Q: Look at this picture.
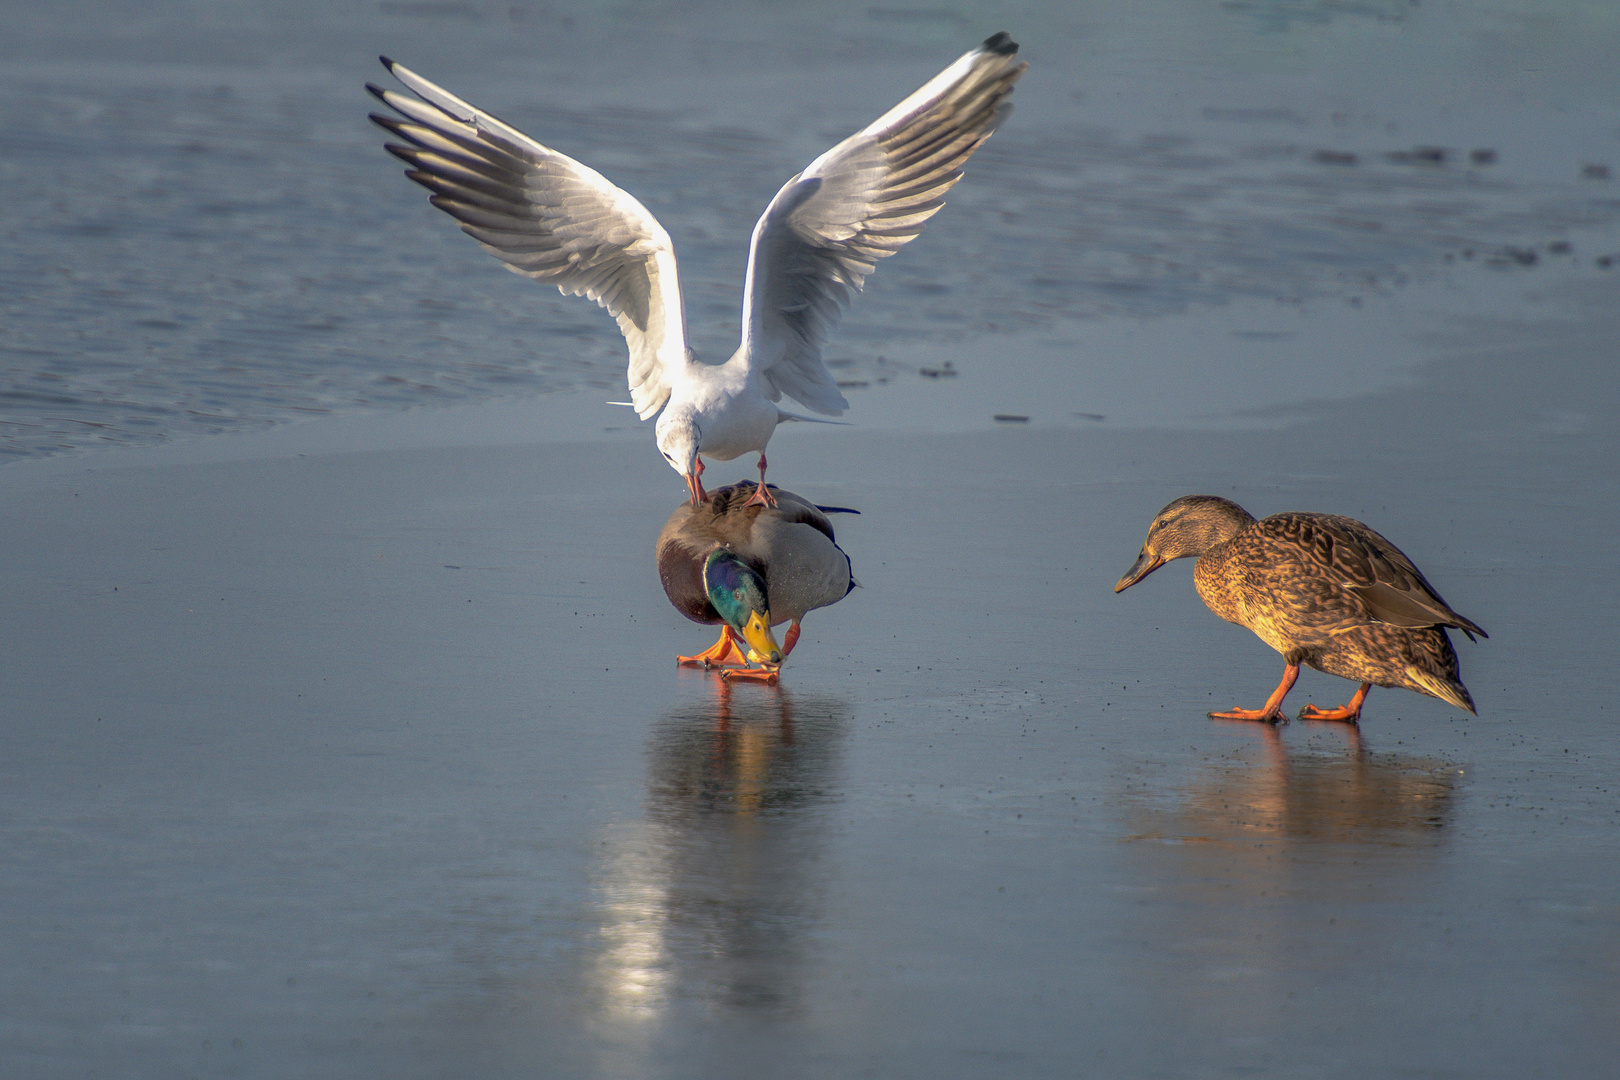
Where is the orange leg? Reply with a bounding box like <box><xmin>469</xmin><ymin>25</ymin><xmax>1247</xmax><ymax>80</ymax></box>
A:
<box><xmin>741</xmin><ymin>453</ymin><xmax>777</xmax><ymax>508</ymax></box>
<box><xmin>1298</xmin><ymin>682</ymin><xmax>1371</xmax><ymax>723</ymax></box>
<box><xmin>711</xmin><ymin>677</ymin><xmax>734</xmax><ymax>731</ymax></box>
<box><xmin>685</xmin><ymin>456</ymin><xmax>710</xmax><ymax>506</ymax></box>
<box><xmin>677</xmin><ymin>625</ymin><xmax>749</xmax><ymax>669</ymax></box>
<box><xmin>1209</xmin><ymin>663</ymin><xmax>1299</xmax><ymax>723</ymax></box>
<box><xmin>780</xmin><ymin>619</ymin><xmax>802</xmax><ymax>658</ymax></box>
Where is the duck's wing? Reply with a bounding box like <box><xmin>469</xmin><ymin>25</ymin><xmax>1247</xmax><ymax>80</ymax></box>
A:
<box><xmin>739</xmin><ymin>33</ymin><xmax>1026</xmax><ymax>414</ymax></box>
<box><xmin>749</xmin><ymin>494</ymin><xmax>856</xmax><ymax>618</ymax></box>
<box><xmin>368</xmin><ymin>58</ymin><xmax>688</xmax><ymax>420</ymax></box>
<box><xmin>1271</xmin><ymin>514</ymin><xmax>1488</xmax><ymax>639</ymax></box>
<box><xmin>765</xmin><ymin>488</ymin><xmax>843</xmax><ymax>543</ymax></box>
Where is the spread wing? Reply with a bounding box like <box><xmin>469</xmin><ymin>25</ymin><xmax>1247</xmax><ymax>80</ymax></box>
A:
<box><xmin>367</xmin><ymin>58</ymin><xmax>688</xmax><ymax>420</ymax></box>
<box><xmin>1271</xmin><ymin>514</ymin><xmax>1488</xmax><ymax>640</ymax></box>
<box><xmin>740</xmin><ymin>33</ymin><xmax>1027</xmax><ymax>414</ymax></box>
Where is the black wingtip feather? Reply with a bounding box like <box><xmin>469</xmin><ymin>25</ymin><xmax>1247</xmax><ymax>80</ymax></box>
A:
<box><xmin>814</xmin><ymin>505</ymin><xmax>861</xmax><ymax>515</ymax></box>
<box><xmin>981</xmin><ymin>31</ymin><xmax>1018</xmax><ymax>55</ymax></box>
<box><xmin>379</xmin><ymin>55</ymin><xmax>395</xmax><ymax>69</ymax></box>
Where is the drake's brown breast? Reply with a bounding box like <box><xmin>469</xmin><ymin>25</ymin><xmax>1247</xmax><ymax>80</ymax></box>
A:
<box><xmin>657</xmin><ymin>538</ymin><xmax>719</xmax><ymax>625</ymax></box>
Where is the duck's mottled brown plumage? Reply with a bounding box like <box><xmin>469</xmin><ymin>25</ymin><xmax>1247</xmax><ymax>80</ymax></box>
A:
<box><xmin>656</xmin><ymin>482</ymin><xmax>854</xmax><ymax>629</ymax></box>
<box><xmin>1117</xmin><ymin>495</ymin><xmax>1486</xmax><ymax>719</ymax></box>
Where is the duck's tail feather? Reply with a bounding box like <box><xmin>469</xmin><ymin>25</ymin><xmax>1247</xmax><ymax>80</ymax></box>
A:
<box><xmin>1406</xmin><ymin>666</ymin><xmax>1477</xmax><ymax>715</ymax></box>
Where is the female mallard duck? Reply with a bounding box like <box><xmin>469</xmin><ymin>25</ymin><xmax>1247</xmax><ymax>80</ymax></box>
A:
<box><xmin>657</xmin><ymin>482</ymin><xmax>856</xmax><ymax>683</ymax></box>
<box><xmin>1114</xmin><ymin>495</ymin><xmax>1486</xmax><ymax>723</ymax></box>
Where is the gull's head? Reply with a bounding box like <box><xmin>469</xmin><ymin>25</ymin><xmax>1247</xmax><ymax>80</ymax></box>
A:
<box><xmin>655</xmin><ymin>412</ymin><xmax>704</xmax><ymax>501</ymax></box>
<box><xmin>703</xmin><ymin>550</ymin><xmax>782</xmax><ymax>666</ymax></box>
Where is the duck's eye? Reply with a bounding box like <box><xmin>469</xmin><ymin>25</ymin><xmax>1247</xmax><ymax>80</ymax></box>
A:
<box><xmin>662</xmin><ymin>452</ymin><xmax>674</xmax><ymax>462</ymax></box>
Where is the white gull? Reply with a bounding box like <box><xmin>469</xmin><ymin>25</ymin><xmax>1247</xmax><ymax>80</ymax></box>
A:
<box><xmin>368</xmin><ymin>33</ymin><xmax>1026</xmax><ymax>505</ymax></box>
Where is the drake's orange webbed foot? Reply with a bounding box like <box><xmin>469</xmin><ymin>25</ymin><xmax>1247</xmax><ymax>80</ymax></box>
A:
<box><xmin>677</xmin><ymin>627</ymin><xmax>749</xmax><ymax>669</ymax></box>
<box><xmin>719</xmin><ymin>665</ymin><xmax>779</xmax><ymax>685</ymax></box>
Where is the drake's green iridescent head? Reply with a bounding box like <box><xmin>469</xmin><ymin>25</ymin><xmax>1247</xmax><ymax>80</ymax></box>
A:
<box><xmin>703</xmin><ymin>549</ymin><xmax>782</xmax><ymax>664</ymax></box>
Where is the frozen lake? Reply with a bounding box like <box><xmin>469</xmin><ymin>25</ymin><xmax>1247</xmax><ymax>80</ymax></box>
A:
<box><xmin>1</xmin><ymin>2</ymin><xmax>1617</xmax><ymax>1077</ymax></box>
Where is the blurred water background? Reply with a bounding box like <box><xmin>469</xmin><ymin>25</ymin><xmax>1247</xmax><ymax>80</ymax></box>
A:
<box><xmin>2</xmin><ymin>0</ymin><xmax>1617</xmax><ymax>458</ymax></box>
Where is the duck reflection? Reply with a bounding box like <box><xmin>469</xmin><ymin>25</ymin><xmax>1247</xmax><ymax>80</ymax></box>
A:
<box><xmin>1174</xmin><ymin>722</ymin><xmax>1457</xmax><ymax>846</ymax></box>
<box><xmin>589</xmin><ymin>680</ymin><xmax>850</xmax><ymax>1025</ymax></box>
<box><xmin>1123</xmin><ymin>719</ymin><xmax>1463</xmax><ymax>915</ymax></box>
<box><xmin>1116</xmin><ymin>723</ymin><xmax>1464</xmax><ymax>1044</ymax></box>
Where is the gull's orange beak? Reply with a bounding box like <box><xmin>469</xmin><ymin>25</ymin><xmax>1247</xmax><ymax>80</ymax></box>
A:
<box><xmin>686</xmin><ymin>472</ymin><xmax>710</xmax><ymax>505</ymax></box>
<box><xmin>685</xmin><ymin>457</ymin><xmax>709</xmax><ymax>505</ymax></box>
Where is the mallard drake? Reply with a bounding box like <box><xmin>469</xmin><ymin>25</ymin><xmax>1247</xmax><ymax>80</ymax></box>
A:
<box><xmin>368</xmin><ymin>36</ymin><xmax>1025</xmax><ymax>508</ymax></box>
<box><xmin>1114</xmin><ymin>495</ymin><xmax>1486</xmax><ymax>723</ymax></box>
<box><xmin>657</xmin><ymin>482</ymin><xmax>856</xmax><ymax>683</ymax></box>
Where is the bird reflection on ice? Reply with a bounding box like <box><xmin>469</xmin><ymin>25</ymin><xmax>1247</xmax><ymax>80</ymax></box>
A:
<box><xmin>1120</xmin><ymin>719</ymin><xmax>1462</xmax><ymax>908</ymax></box>
<box><xmin>1115</xmin><ymin>721</ymin><xmax>1466</xmax><ymax>1047</ymax></box>
<box><xmin>1171</xmin><ymin>721</ymin><xmax>1458</xmax><ymax>845</ymax></box>
<box><xmin>588</xmin><ymin>681</ymin><xmax>850</xmax><ymax>1027</ymax></box>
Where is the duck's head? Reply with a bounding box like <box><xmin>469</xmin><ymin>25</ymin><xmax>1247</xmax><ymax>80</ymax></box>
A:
<box><xmin>1114</xmin><ymin>495</ymin><xmax>1257</xmax><ymax>592</ymax></box>
<box><xmin>703</xmin><ymin>549</ymin><xmax>783</xmax><ymax>665</ymax></box>
<box><xmin>655</xmin><ymin>412</ymin><xmax>704</xmax><ymax>503</ymax></box>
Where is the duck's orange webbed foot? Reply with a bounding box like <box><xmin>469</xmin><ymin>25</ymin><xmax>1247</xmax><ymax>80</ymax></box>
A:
<box><xmin>677</xmin><ymin>627</ymin><xmax>749</xmax><ymax>669</ymax></box>
<box><xmin>1296</xmin><ymin>704</ymin><xmax>1360</xmax><ymax>722</ymax></box>
<box><xmin>1207</xmin><ymin>663</ymin><xmax>1300</xmax><ymax>725</ymax></box>
<box><xmin>1297</xmin><ymin>682</ymin><xmax>1370</xmax><ymax>724</ymax></box>
<box><xmin>719</xmin><ymin>665</ymin><xmax>779</xmax><ymax>685</ymax></box>
<box><xmin>1208</xmin><ymin>705</ymin><xmax>1287</xmax><ymax>723</ymax></box>
<box><xmin>718</xmin><ymin>618</ymin><xmax>799</xmax><ymax>684</ymax></box>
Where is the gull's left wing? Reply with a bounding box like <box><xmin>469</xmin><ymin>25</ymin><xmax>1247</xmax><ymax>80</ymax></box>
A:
<box><xmin>740</xmin><ymin>33</ymin><xmax>1026</xmax><ymax>414</ymax></box>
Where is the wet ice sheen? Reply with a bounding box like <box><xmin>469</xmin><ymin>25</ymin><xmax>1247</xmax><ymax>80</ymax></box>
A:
<box><xmin>1</xmin><ymin>2</ymin><xmax>1618</xmax><ymax>1078</ymax></box>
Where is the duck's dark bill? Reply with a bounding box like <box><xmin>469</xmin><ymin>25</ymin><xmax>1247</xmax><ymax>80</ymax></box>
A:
<box><xmin>1114</xmin><ymin>552</ymin><xmax>1165</xmax><ymax>593</ymax></box>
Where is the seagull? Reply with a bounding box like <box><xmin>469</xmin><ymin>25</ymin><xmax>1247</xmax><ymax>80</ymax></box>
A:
<box><xmin>368</xmin><ymin>34</ymin><xmax>1026</xmax><ymax>506</ymax></box>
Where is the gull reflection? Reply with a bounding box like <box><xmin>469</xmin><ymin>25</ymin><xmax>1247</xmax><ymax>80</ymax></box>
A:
<box><xmin>589</xmin><ymin>680</ymin><xmax>849</xmax><ymax>1028</ymax></box>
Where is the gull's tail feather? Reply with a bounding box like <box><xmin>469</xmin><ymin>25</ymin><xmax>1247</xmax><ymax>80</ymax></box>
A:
<box><xmin>776</xmin><ymin>409</ymin><xmax>853</xmax><ymax>426</ymax></box>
